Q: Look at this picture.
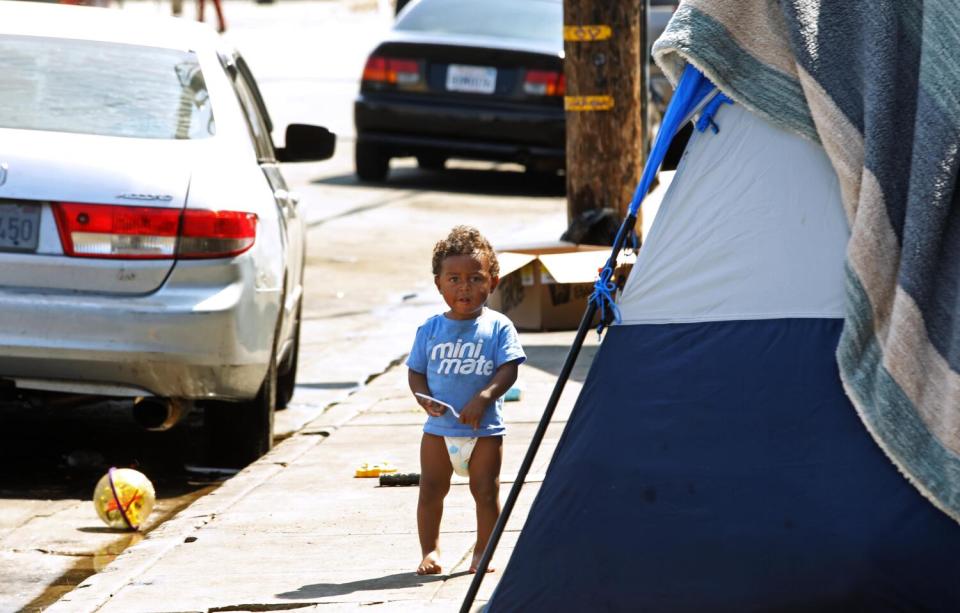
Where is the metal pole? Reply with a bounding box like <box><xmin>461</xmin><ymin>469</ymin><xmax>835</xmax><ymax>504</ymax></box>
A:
<box><xmin>458</xmin><ymin>301</ymin><xmax>597</xmax><ymax>612</ymax></box>
<box><xmin>460</xmin><ymin>214</ymin><xmax>639</xmax><ymax>612</ymax></box>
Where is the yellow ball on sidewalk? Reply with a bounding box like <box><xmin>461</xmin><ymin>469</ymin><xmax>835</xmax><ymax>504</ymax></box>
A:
<box><xmin>92</xmin><ymin>468</ymin><xmax>156</xmax><ymax>531</ymax></box>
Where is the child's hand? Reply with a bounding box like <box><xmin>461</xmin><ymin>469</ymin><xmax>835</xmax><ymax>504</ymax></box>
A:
<box><xmin>458</xmin><ymin>398</ymin><xmax>487</xmax><ymax>430</ymax></box>
<box><xmin>417</xmin><ymin>396</ymin><xmax>448</xmax><ymax>417</ymax></box>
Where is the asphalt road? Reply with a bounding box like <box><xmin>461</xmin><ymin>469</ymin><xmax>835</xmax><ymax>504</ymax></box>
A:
<box><xmin>0</xmin><ymin>1</ymin><xmax>569</xmax><ymax>611</ymax></box>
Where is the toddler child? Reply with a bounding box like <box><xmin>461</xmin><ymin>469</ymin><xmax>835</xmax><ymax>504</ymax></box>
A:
<box><xmin>406</xmin><ymin>225</ymin><xmax>525</xmax><ymax>575</ymax></box>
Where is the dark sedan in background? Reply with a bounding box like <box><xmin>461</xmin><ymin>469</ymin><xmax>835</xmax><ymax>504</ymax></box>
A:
<box><xmin>355</xmin><ymin>0</ymin><xmax>564</xmax><ymax>181</ymax></box>
<box><xmin>354</xmin><ymin>0</ymin><xmax>677</xmax><ymax>182</ymax></box>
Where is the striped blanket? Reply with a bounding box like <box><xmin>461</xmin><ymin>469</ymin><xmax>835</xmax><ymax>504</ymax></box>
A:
<box><xmin>653</xmin><ymin>1</ymin><xmax>960</xmax><ymax>522</ymax></box>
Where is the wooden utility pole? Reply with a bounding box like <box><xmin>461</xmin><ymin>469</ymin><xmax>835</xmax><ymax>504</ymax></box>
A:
<box><xmin>564</xmin><ymin>0</ymin><xmax>646</xmax><ymax>241</ymax></box>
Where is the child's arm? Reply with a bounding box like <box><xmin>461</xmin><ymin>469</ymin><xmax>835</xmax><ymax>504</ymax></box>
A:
<box><xmin>458</xmin><ymin>360</ymin><xmax>520</xmax><ymax>430</ymax></box>
<box><xmin>409</xmin><ymin>369</ymin><xmax>446</xmax><ymax>417</ymax></box>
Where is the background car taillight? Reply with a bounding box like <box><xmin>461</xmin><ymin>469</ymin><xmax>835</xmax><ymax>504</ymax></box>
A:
<box><xmin>53</xmin><ymin>203</ymin><xmax>257</xmax><ymax>259</ymax></box>
<box><xmin>361</xmin><ymin>55</ymin><xmax>422</xmax><ymax>88</ymax></box>
<box><xmin>523</xmin><ymin>70</ymin><xmax>565</xmax><ymax>96</ymax></box>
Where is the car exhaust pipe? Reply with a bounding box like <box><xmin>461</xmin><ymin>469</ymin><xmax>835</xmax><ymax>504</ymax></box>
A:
<box><xmin>132</xmin><ymin>397</ymin><xmax>190</xmax><ymax>431</ymax></box>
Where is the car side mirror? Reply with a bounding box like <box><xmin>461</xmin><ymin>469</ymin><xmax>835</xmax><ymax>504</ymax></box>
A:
<box><xmin>277</xmin><ymin>124</ymin><xmax>336</xmax><ymax>162</ymax></box>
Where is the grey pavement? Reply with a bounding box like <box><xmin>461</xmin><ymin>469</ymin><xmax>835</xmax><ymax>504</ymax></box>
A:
<box><xmin>48</xmin><ymin>331</ymin><xmax>599</xmax><ymax>612</ymax></box>
<box><xmin>26</xmin><ymin>2</ymin><xmax>664</xmax><ymax>610</ymax></box>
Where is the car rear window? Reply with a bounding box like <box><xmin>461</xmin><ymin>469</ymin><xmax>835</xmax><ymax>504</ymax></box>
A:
<box><xmin>0</xmin><ymin>35</ymin><xmax>215</xmax><ymax>139</ymax></box>
<box><xmin>396</xmin><ymin>0</ymin><xmax>561</xmax><ymax>45</ymax></box>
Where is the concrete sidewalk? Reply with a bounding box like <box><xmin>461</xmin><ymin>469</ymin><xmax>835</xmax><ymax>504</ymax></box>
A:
<box><xmin>49</xmin><ymin>331</ymin><xmax>598</xmax><ymax>612</ymax></box>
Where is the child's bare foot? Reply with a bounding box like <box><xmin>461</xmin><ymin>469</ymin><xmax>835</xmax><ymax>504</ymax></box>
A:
<box><xmin>417</xmin><ymin>551</ymin><xmax>442</xmax><ymax>575</ymax></box>
<box><xmin>469</xmin><ymin>552</ymin><xmax>496</xmax><ymax>574</ymax></box>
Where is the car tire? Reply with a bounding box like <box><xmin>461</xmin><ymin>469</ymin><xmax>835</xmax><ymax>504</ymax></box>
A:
<box><xmin>417</xmin><ymin>154</ymin><xmax>446</xmax><ymax>171</ymax></box>
<box><xmin>355</xmin><ymin>142</ymin><xmax>389</xmax><ymax>182</ymax></box>
<box><xmin>276</xmin><ymin>301</ymin><xmax>301</xmax><ymax>411</ymax></box>
<box><xmin>204</xmin><ymin>349</ymin><xmax>277</xmax><ymax>468</ymax></box>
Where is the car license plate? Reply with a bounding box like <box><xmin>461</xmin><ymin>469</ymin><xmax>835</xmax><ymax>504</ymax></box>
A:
<box><xmin>446</xmin><ymin>64</ymin><xmax>497</xmax><ymax>94</ymax></box>
<box><xmin>0</xmin><ymin>202</ymin><xmax>41</xmax><ymax>252</ymax></box>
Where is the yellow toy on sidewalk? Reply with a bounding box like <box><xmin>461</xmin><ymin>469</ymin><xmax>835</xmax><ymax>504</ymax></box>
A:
<box><xmin>92</xmin><ymin>467</ymin><xmax>156</xmax><ymax>531</ymax></box>
<box><xmin>354</xmin><ymin>461</ymin><xmax>398</xmax><ymax>478</ymax></box>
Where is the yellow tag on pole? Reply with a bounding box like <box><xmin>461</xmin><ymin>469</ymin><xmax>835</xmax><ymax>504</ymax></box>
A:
<box><xmin>564</xmin><ymin>25</ymin><xmax>613</xmax><ymax>42</ymax></box>
<box><xmin>564</xmin><ymin>95</ymin><xmax>615</xmax><ymax>112</ymax></box>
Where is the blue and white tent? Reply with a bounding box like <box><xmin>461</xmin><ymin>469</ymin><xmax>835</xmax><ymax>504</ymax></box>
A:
<box><xmin>484</xmin><ymin>67</ymin><xmax>960</xmax><ymax>611</ymax></box>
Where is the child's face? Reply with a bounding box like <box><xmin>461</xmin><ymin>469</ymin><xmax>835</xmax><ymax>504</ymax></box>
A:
<box><xmin>435</xmin><ymin>254</ymin><xmax>499</xmax><ymax>320</ymax></box>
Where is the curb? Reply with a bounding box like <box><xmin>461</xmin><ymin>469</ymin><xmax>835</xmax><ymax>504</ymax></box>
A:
<box><xmin>47</xmin><ymin>354</ymin><xmax>406</xmax><ymax>613</ymax></box>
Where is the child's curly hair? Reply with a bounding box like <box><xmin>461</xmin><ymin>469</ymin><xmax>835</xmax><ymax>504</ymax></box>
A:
<box><xmin>432</xmin><ymin>225</ymin><xmax>499</xmax><ymax>277</ymax></box>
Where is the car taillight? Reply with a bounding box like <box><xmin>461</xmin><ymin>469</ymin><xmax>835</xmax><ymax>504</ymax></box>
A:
<box><xmin>362</xmin><ymin>55</ymin><xmax>422</xmax><ymax>86</ymax></box>
<box><xmin>523</xmin><ymin>70</ymin><xmax>565</xmax><ymax>96</ymax></box>
<box><xmin>52</xmin><ymin>203</ymin><xmax>257</xmax><ymax>259</ymax></box>
<box><xmin>178</xmin><ymin>209</ymin><xmax>258</xmax><ymax>259</ymax></box>
<box><xmin>53</xmin><ymin>203</ymin><xmax>179</xmax><ymax>259</ymax></box>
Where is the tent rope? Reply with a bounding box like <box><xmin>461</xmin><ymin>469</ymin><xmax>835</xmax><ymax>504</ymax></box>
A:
<box><xmin>589</xmin><ymin>261</ymin><xmax>622</xmax><ymax>334</ymax></box>
<box><xmin>695</xmin><ymin>92</ymin><xmax>733</xmax><ymax>134</ymax></box>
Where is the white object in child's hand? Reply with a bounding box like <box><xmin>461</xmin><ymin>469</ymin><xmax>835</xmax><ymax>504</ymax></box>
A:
<box><xmin>415</xmin><ymin>393</ymin><xmax>460</xmax><ymax>418</ymax></box>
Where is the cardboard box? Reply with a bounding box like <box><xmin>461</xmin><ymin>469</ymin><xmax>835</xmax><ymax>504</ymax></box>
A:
<box><xmin>488</xmin><ymin>241</ymin><xmax>635</xmax><ymax>331</ymax></box>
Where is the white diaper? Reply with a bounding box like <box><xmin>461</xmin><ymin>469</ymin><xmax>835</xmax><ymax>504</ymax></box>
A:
<box><xmin>444</xmin><ymin>436</ymin><xmax>478</xmax><ymax>477</ymax></box>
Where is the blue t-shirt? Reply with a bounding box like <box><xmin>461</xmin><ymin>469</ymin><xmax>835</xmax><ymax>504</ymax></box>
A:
<box><xmin>406</xmin><ymin>308</ymin><xmax>525</xmax><ymax>437</ymax></box>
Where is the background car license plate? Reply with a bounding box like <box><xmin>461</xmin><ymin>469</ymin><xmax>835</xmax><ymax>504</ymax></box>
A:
<box><xmin>446</xmin><ymin>64</ymin><xmax>497</xmax><ymax>94</ymax></box>
<box><xmin>0</xmin><ymin>202</ymin><xmax>41</xmax><ymax>252</ymax></box>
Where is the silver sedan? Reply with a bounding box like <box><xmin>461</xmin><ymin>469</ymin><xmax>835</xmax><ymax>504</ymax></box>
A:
<box><xmin>0</xmin><ymin>1</ymin><xmax>335</xmax><ymax>466</ymax></box>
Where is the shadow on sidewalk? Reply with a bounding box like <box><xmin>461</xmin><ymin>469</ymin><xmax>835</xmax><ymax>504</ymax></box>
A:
<box><xmin>521</xmin><ymin>344</ymin><xmax>598</xmax><ymax>383</ymax></box>
<box><xmin>276</xmin><ymin>570</ymin><xmax>469</xmax><ymax>599</ymax></box>
<box><xmin>313</xmin><ymin>166</ymin><xmax>565</xmax><ymax>198</ymax></box>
